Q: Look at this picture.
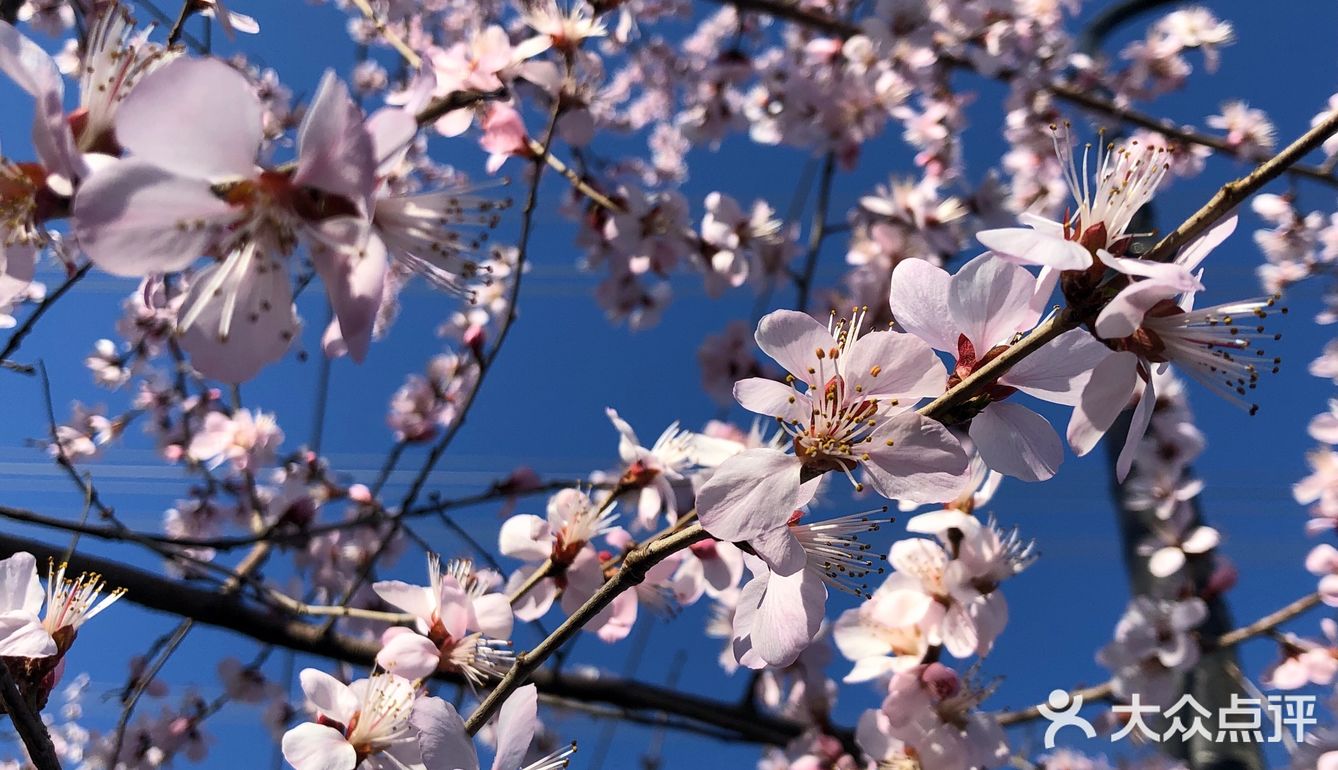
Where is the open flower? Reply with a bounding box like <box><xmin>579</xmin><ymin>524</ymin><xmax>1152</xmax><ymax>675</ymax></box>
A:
<box><xmin>498</xmin><ymin>488</ymin><xmax>615</xmax><ymax>622</ymax></box>
<box><xmin>698</xmin><ymin>308</ymin><xmax>967</xmax><ymax>539</ymax></box>
<box><xmin>0</xmin><ymin>552</ymin><xmax>124</xmax><ymax>659</ymax></box>
<box><xmin>605</xmin><ymin>407</ymin><xmax>738</xmax><ymax>529</ymax></box>
<box><xmin>73</xmin><ymin>57</ymin><xmax>381</xmax><ymax>381</ymax></box>
<box><xmin>728</xmin><ymin>508</ymin><xmax>890</xmax><ymax>668</ymax></box>
<box><xmin>283</xmin><ymin>670</ymin><xmax>458</xmax><ymax>770</ymax></box>
<box><xmin>1072</xmin><ymin>215</ymin><xmax>1283</xmax><ymax>479</ymax></box>
<box><xmin>372</xmin><ymin>555</ymin><xmax>513</xmax><ymax>682</ymax></box>
<box><xmin>977</xmin><ymin>130</ymin><xmax>1168</xmax><ymax>271</ymax></box>
<box><xmin>889</xmin><ymin>253</ymin><xmax>1112</xmax><ymax>481</ymax></box>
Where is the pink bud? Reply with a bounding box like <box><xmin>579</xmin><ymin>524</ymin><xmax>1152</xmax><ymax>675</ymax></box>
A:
<box><xmin>348</xmin><ymin>483</ymin><xmax>372</xmax><ymax>504</ymax></box>
<box><xmin>921</xmin><ymin>662</ymin><xmax>960</xmax><ymax>700</ymax></box>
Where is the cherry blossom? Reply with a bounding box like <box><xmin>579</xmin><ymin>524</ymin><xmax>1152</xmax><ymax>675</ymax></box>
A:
<box><xmin>73</xmin><ymin>57</ymin><xmax>380</xmax><ymax>381</ymax></box>
<box><xmin>888</xmin><ymin>253</ymin><xmax>1111</xmax><ymax>481</ymax></box>
<box><xmin>498</xmin><ymin>488</ymin><xmax>614</xmax><ymax>622</ymax></box>
<box><xmin>698</xmin><ymin>308</ymin><xmax>967</xmax><ymax>535</ymax></box>
<box><xmin>282</xmin><ymin>669</ymin><xmax>463</xmax><ymax>770</ymax></box>
<box><xmin>978</xmin><ymin>131</ymin><xmax>1167</xmax><ymax>272</ymax></box>
<box><xmin>372</xmin><ymin>555</ymin><xmax>513</xmax><ymax>682</ymax></box>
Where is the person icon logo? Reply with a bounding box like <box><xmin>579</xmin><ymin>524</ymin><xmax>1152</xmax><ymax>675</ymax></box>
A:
<box><xmin>1037</xmin><ymin>689</ymin><xmax>1096</xmax><ymax>748</ymax></box>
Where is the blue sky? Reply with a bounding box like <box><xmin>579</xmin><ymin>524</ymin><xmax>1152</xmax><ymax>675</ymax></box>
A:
<box><xmin>1</xmin><ymin>0</ymin><xmax>1337</xmax><ymax>767</ymax></box>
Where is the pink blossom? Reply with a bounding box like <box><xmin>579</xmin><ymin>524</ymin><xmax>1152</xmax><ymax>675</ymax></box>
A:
<box><xmin>605</xmin><ymin>407</ymin><xmax>738</xmax><ymax>529</ymax></box>
<box><xmin>889</xmin><ymin>253</ymin><xmax>1111</xmax><ymax>481</ymax></box>
<box><xmin>698</xmin><ymin>308</ymin><xmax>967</xmax><ymax>538</ymax></box>
<box><xmin>978</xmin><ymin>132</ymin><xmax>1167</xmax><ymax>271</ymax></box>
<box><xmin>281</xmin><ymin>669</ymin><xmax>470</xmax><ymax>770</ymax></box>
<box><xmin>1097</xmin><ymin>596</ymin><xmax>1207</xmax><ymax>706</ymax></box>
<box><xmin>498</xmin><ymin>488</ymin><xmax>614</xmax><ymax>622</ymax></box>
<box><xmin>372</xmin><ymin>555</ymin><xmax>513</xmax><ymax>682</ymax></box>
<box><xmin>187</xmin><ymin>408</ymin><xmax>283</xmax><ymax>472</ymax></box>
<box><xmin>0</xmin><ymin>552</ymin><xmax>124</xmax><ymax>662</ymax></box>
<box><xmin>881</xmin><ymin>664</ymin><xmax>1009</xmax><ymax>770</ymax></box>
<box><xmin>479</xmin><ymin>104</ymin><xmax>530</xmax><ymax>174</ymax></box>
<box><xmin>1262</xmin><ymin>620</ymin><xmax>1338</xmax><ymax>690</ymax></box>
<box><xmin>73</xmin><ymin>58</ymin><xmax>381</xmax><ymax>381</ymax></box>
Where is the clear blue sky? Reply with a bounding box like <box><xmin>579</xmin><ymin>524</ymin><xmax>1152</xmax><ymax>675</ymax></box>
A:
<box><xmin>0</xmin><ymin>0</ymin><xmax>1335</xmax><ymax>767</ymax></box>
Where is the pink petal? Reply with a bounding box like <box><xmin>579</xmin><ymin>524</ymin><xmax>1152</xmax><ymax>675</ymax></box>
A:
<box><xmin>1002</xmin><ymin>328</ymin><xmax>1112</xmax><ymax>406</ymax></box>
<box><xmin>73</xmin><ymin>159</ymin><xmax>236</xmax><ymax>276</ymax></box>
<box><xmin>1148</xmin><ymin>547</ymin><xmax>1186</xmax><ymax>578</ymax></box>
<box><xmin>1181</xmin><ymin>526</ymin><xmax>1220</xmax><ymax>554</ymax></box>
<box><xmin>491</xmin><ymin>685</ymin><xmax>537</xmax><ymax>770</ymax></box>
<box><xmin>0</xmin><ymin>612</ymin><xmax>55</xmax><ymax>658</ymax></box>
<box><xmin>697</xmin><ymin>449</ymin><xmax>802</xmax><ymax>543</ymax></box>
<box><xmin>887</xmin><ymin>258</ymin><xmax>956</xmax><ymax>352</ymax></box>
<box><xmin>0</xmin><ymin>22</ymin><xmax>81</xmax><ymax>187</ymax></box>
<box><xmin>116</xmin><ymin>57</ymin><xmax>261</xmax><ymax>179</ymax></box>
<box><xmin>308</xmin><ymin>221</ymin><xmax>385</xmax><ymax>363</ymax></box>
<box><xmin>862</xmin><ymin>412</ymin><xmax>968</xmax><ymax>504</ymax></box>
<box><xmin>1176</xmin><ymin>214</ymin><xmax>1237</xmax><ymax>272</ymax></box>
<box><xmin>1115</xmin><ymin>376</ymin><xmax>1157</xmax><ymax>481</ymax></box>
<box><xmin>749</xmin><ymin>524</ymin><xmax>806</xmax><ymax>576</ymax></box>
<box><xmin>412</xmin><ymin>697</ymin><xmax>477</xmax><ymax>770</ymax></box>
<box><xmin>843</xmin><ymin>330</ymin><xmax>946</xmax><ymax>402</ymax></box>
<box><xmin>1095</xmin><ymin>280</ymin><xmax>1180</xmax><ymax>339</ymax></box>
<box><xmin>375</xmin><ymin>631</ymin><xmax>440</xmax><ymax>679</ymax></box>
<box><xmin>507</xmin><ymin>567</ymin><xmax>555</xmax><ymax>622</ymax></box>
<box><xmin>949</xmin><ymin>253</ymin><xmax>1038</xmax><ymax>351</ymax></box>
<box><xmin>976</xmin><ymin>226</ymin><xmax>1093</xmax><ymax>271</ymax></box>
<box><xmin>753</xmin><ymin>309</ymin><xmax>833</xmax><ymax>382</ymax></box>
<box><xmin>1067</xmin><ymin>351</ymin><xmax>1139</xmax><ymax>456</ymax></box>
<box><xmin>471</xmin><ymin>593</ymin><xmax>513</xmax><ymax>640</ymax></box>
<box><xmin>733</xmin><ymin>377</ymin><xmax>808</xmax><ymax>422</ymax></box>
<box><xmin>746</xmin><ymin>566</ymin><xmax>827</xmax><ymax>667</ymax></box>
<box><xmin>281</xmin><ymin>723</ymin><xmax>356</xmax><ymax>770</ymax></box>
<box><xmin>177</xmin><ymin>250</ymin><xmax>300</xmax><ymax>383</ymax></box>
<box><xmin>366</xmin><ymin>107</ymin><xmax>418</xmax><ymax>174</ymax></box>
<box><xmin>297</xmin><ymin>668</ymin><xmax>358</xmax><ymax>722</ymax></box>
<box><xmin>295</xmin><ymin>71</ymin><xmax>376</xmax><ymax>209</ymax></box>
<box><xmin>969</xmin><ymin>402</ymin><xmax>1062</xmax><ymax>482</ymax></box>
<box><xmin>0</xmin><ymin>552</ymin><xmax>43</xmax><ymax>614</ymax></box>
<box><xmin>498</xmin><ymin>515</ymin><xmax>552</xmax><ymax>562</ymax></box>
<box><xmin>371</xmin><ymin>580</ymin><xmax>436</xmax><ymax>622</ymax></box>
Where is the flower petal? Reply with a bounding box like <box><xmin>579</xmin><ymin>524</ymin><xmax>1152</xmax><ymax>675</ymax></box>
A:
<box><xmin>697</xmin><ymin>449</ymin><xmax>801</xmax><ymax>543</ymax></box>
<box><xmin>491</xmin><ymin>685</ymin><xmax>537</xmax><ymax>770</ymax></box>
<box><xmin>842</xmin><ymin>330</ymin><xmax>946</xmax><ymax>403</ymax></box>
<box><xmin>116</xmin><ymin>57</ymin><xmax>262</xmax><ymax>179</ymax></box>
<box><xmin>887</xmin><ymin>258</ymin><xmax>955</xmax><ymax>352</ymax></box>
<box><xmin>281</xmin><ymin>723</ymin><xmax>356</xmax><ymax>770</ymax></box>
<box><xmin>862</xmin><ymin>413</ymin><xmax>968</xmax><ymax>504</ymax></box>
<box><xmin>1068</xmin><ymin>351</ymin><xmax>1139</xmax><ymax>456</ymax></box>
<box><xmin>177</xmin><ymin>248</ymin><xmax>300</xmax><ymax>383</ymax></box>
<box><xmin>1003</xmin><ymin>328</ymin><xmax>1112</xmax><ymax>406</ymax></box>
<box><xmin>733</xmin><ymin>377</ymin><xmax>808</xmax><ymax>422</ymax></box>
<box><xmin>295</xmin><ymin>71</ymin><xmax>376</xmax><ymax>209</ymax></box>
<box><xmin>976</xmin><ymin>226</ymin><xmax>1093</xmax><ymax>271</ymax></box>
<box><xmin>949</xmin><ymin>253</ymin><xmax>1038</xmax><ymax>351</ymax></box>
<box><xmin>969</xmin><ymin>402</ymin><xmax>1062</xmax><ymax>482</ymax></box>
<box><xmin>753</xmin><ymin>309</ymin><xmax>832</xmax><ymax>383</ymax></box>
<box><xmin>73</xmin><ymin>159</ymin><xmax>235</xmax><ymax>276</ymax></box>
<box><xmin>413</xmin><ymin>696</ymin><xmax>477</xmax><ymax>770</ymax></box>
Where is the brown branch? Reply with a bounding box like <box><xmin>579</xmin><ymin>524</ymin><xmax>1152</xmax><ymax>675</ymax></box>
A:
<box><xmin>0</xmin><ymin>659</ymin><xmax>61</xmax><ymax>770</ymax></box>
<box><xmin>464</xmin><ymin>524</ymin><xmax>713</xmax><ymax>733</ymax></box>
<box><xmin>1143</xmin><ymin>109</ymin><xmax>1338</xmax><ymax>263</ymax></box>
<box><xmin>0</xmin><ymin>531</ymin><xmax>813</xmax><ymax>749</ymax></box>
